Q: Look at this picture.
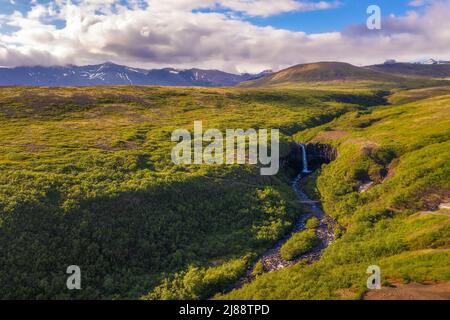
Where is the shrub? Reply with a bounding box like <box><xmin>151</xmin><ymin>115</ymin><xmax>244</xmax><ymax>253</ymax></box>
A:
<box><xmin>280</xmin><ymin>230</ymin><xmax>320</xmax><ymax>261</ymax></box>
<box><xmin>145</xmin><ymin>258</ymin><xmax>248</xmax><ymax>300</ymax></box>
<box><xmin>305</xmin><ymin>216</ymin><xmax>320</xmax><ymax>230</ymax></box>
<box><xmin>252</xmin><ymin>260</ymin><xmax>265</xmax><ymax>277</ymax></box>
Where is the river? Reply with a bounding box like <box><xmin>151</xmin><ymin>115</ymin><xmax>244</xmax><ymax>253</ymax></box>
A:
<box><xmin>228</xmin><ymin>172</ymin><xmax>335</xmax><ymax>291</ymax></box>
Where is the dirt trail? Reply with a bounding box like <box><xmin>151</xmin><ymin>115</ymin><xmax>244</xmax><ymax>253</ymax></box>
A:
<box><xmin>364</xmin><ymin>282</ymin><xmax>450</xmax><ymax>300</ymax></box>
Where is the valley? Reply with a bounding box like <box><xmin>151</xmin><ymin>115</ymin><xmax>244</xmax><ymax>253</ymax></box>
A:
<box><xmin>219</xmin><ymin>84</ymin><xmax>450</xmax><ymax>300</ymax></box>
<box><xmin>228</xmin><ymin>170</ymin><xmax>335</xmax><ymax>293</ymax></box>
<box><xmin>0</xmin><ymin>64</ymin><xmax>449</xmax><ymax>300</ymax></box>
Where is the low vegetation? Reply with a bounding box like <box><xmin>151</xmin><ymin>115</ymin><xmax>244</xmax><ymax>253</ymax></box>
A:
<box><xmin>305</xmin><ymin>217</ymin><xmax>320</xmax><ymax>230</ymax></box>
<box><xmin>0</xmin><ymin>82</ymin><xmax>448</xmax><ymax>300</ymax></box>
<box><xmin>252</xmin><ymin>260</ymin><xmax>265</xmax><ymax>277</ymax></box>
<box><xmin>240</xmin><ymin>62</ymin><xmax>449</xmax><ymax>89</ymax></box>
<box><xmin>280</xmin><ymin>230</ymin><xmax>319</xmax><ymax>261</ymax></box>
<box><xmin>0</xmin><ymin>85</ymin><xmax>386</xmax><ymax>299</ymax></box>
<box><xmin>220</xmin><ymin>86</ymin><xmax>450</xmax><ymax>300</ymax></box>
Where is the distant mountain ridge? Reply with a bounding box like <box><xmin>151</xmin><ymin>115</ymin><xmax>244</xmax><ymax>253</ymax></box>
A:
<box><xmin>240</xmin><ymin>61</ymin><xmax>450</xmax><ymax>87</ymax></box>
<box><xmin>410</xmin><ymin>58</ymin><xmax>450</xmax><ymax>65</ymax></box>
<box><xmin>0</xmin><ymin>62</ymin><xmax>272</xmax><ymax>87</ymax></box>
<box><xmin>3</xmin><ymin>60</ymin><xmax>450</xmax><ymax>88</ymax></box>
<box><xmin>368</xmin><ymin>62</ymin><xmax>450</xmax><ymax>78</ymax></box>
<box><xmin>239</xmin><ymin>62</ymin><xmax>405</xmax><ymax>87</ymax></box>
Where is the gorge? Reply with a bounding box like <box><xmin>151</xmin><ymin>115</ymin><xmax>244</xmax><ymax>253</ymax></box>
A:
<box><xmin>228</xmin><ymin>143</ymin><xmax>336</xmax><ymax>293</ymax></box>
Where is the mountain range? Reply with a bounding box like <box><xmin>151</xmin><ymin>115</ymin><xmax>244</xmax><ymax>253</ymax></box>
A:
<box><xmin>0</xmin><ymin>62</ymin><xmax>272</xmax><ymax>87</ymax></box>
<box><xmin>241</xmin><ymin>61</ymin><xmax>450</xmax><ymax>87</ymax></box>
<box><xmin>410</xmin><ymin>58</ymin><xmax>450</xmax><ymax>65</ymax></box>
<box><xmin>1</xmin><ymin>60</ymin><xmax>450</xmax><ymax>87</ymax></box>
<box><xmin>368</xmin><ymin>62</ymin><xmax>450</xmax><ymax>78</ymax></box>
<box><xmin>240</xmin><ymin>62</ymin><xmax>403</xmax><ymax>87</ymax></box>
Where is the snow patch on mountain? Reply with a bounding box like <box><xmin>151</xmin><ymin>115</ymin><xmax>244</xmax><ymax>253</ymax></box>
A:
<box><xmin>0</xmin><ymin>62</ymin><xmax>273</xmax><ymax>87</ymax></box>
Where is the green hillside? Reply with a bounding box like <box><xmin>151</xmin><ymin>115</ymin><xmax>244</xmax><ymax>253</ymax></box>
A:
<box><xmin>240</xmin><ymin>62</ymin><xmax>406</xmax><ymax>87</ymax></box>
<box><xmin>0</xmin><ymin>82</ymin><xmax>448</xmax><ymax>300</ymax></box>
<box><xmin>240</xmin><ymin>62</ymin><xmax>450</xmax><ymax>90</ymax></box>
<box><xmin>0</xmin><ymin>85</ymin><xmax>386</xmax><ymax>299</ymax></box>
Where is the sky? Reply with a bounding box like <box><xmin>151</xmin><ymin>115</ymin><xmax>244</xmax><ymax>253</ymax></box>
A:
<box><xmin>0</xmin><ymin>0</ymin><xmax>449</xmax><ymax>72</ymax></box>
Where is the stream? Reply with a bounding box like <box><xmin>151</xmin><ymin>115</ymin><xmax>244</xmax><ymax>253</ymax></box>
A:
<box><xmin>261</xmin><ymin>173</ymin><xmax>335</xmax><ymax>271</ymax></box>
<box><xmin>228</xmin><ymin>171</ymin><xmax>335</xmax><ymax>291</ymax></box>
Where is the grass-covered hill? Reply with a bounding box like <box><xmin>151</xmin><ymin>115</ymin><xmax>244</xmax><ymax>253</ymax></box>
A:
<box><xmin>220</xmin><ymin>86</ymin><xmax>450</xmax><ymax>300</ymax></box>
<box><xmin>0</xmin><ymin>85</ymin><xmax>387</xmax><ymax>299</ymax></box>
<box><xmin>240</xmin><ymin>62</ymin><xmax>407</xmax><ymax>87</ymax></box>
<box><xmin>0</xmin><ymin>82</ymin><xmax>448</xmax><ymax>300</ymax></box>
<box><xmin>240</xmin><ymin>62</ymin><xmax>450</xmax><ymax>89</ymax></box>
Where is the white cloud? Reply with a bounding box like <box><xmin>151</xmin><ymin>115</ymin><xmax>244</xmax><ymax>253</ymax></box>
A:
<box><xmin>0</xmin><ymin>0</ymin><xmax>449</xmax><ymax>73</ymax></box>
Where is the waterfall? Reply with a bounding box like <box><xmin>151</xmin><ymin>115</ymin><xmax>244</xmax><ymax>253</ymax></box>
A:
<box><xmin>300</xmin><ymin>144</ymin><xmax>311</xmax><ymax>173</ymax></box>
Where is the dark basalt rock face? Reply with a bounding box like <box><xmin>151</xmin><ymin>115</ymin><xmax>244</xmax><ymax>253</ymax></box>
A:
<box><xmin>285</xmin><ymin>143</ymin><xmax>303</xmax><ymax>172</ymax></box>
<box><xmin>305</xmin><ymin>143</ymin><xmax>337</xmax><ymax>169</ymax></box>
<box><xmin>286</xmin><ymin>142</ymin><xmax>337</xmax><ymax>172</ymax></box>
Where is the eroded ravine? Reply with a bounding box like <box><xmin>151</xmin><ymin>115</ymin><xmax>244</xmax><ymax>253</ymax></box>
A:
<box><xmin>228</xmin><ymin>171</ymin><xmax>336</xmax><ymax>292</ymax></box>
<box><xmin>260</xmin><ymin>173</ymin><xmax>335</xmax><ymax>271</ymax></box>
